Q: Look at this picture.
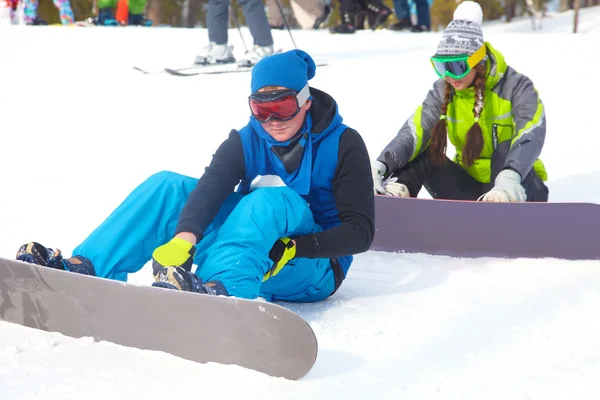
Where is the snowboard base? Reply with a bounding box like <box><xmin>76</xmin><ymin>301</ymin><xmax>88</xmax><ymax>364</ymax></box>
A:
<box><xmin>0</xmin><ymin>258</ymin><xmax>318</xmax><ymax>380</ymax></box>
<box><xmin>371</xmin><ymin>196</ymin><xmax>600</xmax><ymax>260</ymax></box>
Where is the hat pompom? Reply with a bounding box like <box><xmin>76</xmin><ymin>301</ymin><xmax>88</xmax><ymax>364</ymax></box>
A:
<box><xmin>453</xmin><ymin>1</ymin><xmax>483</xmax><ymax>25</ymax></box>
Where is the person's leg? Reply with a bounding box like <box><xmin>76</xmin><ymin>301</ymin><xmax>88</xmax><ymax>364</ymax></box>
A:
<box><xmin>22</xmin><ymin>0</ymin><xmax>37</xmax><ymax>24</ymax></box>
<box><xmin>390</xmin><ymin>148</ymin><xmax>484</xmax><ymax>200</ymax></box>
<box><xmin>127</xmin><ymin>0</ymin><xmax>151</xmax><ymax>25</ymax></box>
<box><xmin>411</xmin><ymin>0</ymin><xmax>430</xmax><ymax>31</ymax></box>
<box><xmin>488</xmin><ymin>141</ymin><xmax>549</xmax><ymax>202</ymax></box>
<box><xmin>392</xmin><ymin>0</ymin><xmax>409</xmax><ymax>19</ymax></box>
<box><xmin>260</xmin><ymin>257</ymin><xmax>340</xmax><ymax>303</ymax></box>
<box><xmin>97</xmin><ymin>0</ymin><xmax>117</xmax><ymax>25</ymax></box>
<box><xmin>237</xmin><ymin>0</ymin><xmax>274</xmax><ymax>47</ymax></box>
<box><xmin>71</xmin><ymin>171</ymin><xmax>200</xmax><ymax>281</ymax></box>
<box><xmin>207</xmin><ymin>0</ymin><xmax>230</xmax><ymax>45</ymax></box>
<box><xmin>51</xmin><ymin>0</ymin><xmax>74</xmax><ymax>24</ymax></box>
<box><xmin>264</xmin><ymin>0</ymin><xmax>284</xmax><ymax>28</ymax></box>
<box><xmin>196</xmin><ymin>187</ymin><xmax>331</xmax><ymax>300</ymax></box>
<box><xmin>330</xmin><ymin>0</ymin><xmax>358</xmax><ymax>33</ymax></box>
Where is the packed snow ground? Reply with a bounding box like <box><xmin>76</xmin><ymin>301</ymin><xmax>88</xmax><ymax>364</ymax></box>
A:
<box><xmin>1</xmin><ymin>6</ymin><xmax>600</xmax><ymax>399</ymax></box>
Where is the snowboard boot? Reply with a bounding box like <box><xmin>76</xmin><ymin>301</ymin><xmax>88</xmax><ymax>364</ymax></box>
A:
<box><xmin>97</xmin><ymin>7</ymin><xmax>118</xmax><ymax>26</ymax></box>
<box><xmin>16</xmin><ymin>242</ymin><xmax>97</xmax><ymax>276</ymax></box>
<box><xmin>365</xmin><ymin>0</ymin><xmax>391</xmax><ymax>30</ymax></box>
<box><xmin>329</xmin><ymin>12</ymin><xmax>356</xmax><ymax>34</ymax></box>
<box><xmin>153</xmin><ymin>266</ymin><xmax>229</xmax><ymax>296</ymax></box>
<box><xmin>237</xmin><ymin>44</ymin><xmax>275</xmax><ymax>68</ymax></box>
<box><xmin>388</xmin><ymin>18</ymin><xmax>413</xmax><ymax>31</ymax></box>
<box><xmin>194</xmin><ymin>42</ymin><xmax>236</xmax><ymax>65</ymax></box>
<box><xmin>410</xmin><ymin>24</ymin><xmax>431</xmax><ymax>32</ymax></box>
<box><xmin>26</xmin><ymin>16</ymin><xmax>48</xmax><ymax>25</ymax></box>
<box><xmin>128</xmin><ymin>13</ymin><xmax>152</xmax><ymax>26</ymax></box>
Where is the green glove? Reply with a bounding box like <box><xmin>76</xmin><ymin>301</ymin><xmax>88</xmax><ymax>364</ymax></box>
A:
<box><xmin>152</xmin><ymin>237</ymin><xmax>196</xmax><ymax>275</ymax></box>
<box><xmin>263</xmin><ymin>238</ymin><xmax>296</xmax><ymax>282</ymax></box>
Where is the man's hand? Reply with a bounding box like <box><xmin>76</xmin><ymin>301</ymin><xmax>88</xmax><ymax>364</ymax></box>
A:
<box><xmin>263</xmin><ymin>238</ymin><xmax>296</xmax><ymax>281</ymax></box>
<box><xmin>152</xmin><ymin>236</ymin><xmax>196</xmax><ymax>276</ymax></box>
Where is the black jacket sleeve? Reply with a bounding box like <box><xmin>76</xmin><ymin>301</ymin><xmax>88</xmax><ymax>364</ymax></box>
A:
<box><xmin>294</xmin><ymin>129</ymin><xmax>375</xmax><ymax>258</ymax></box>
<box><xmin>175</xmin><ymin>130</ymin><xmax>245</xmax><ymax>242</ymax></box>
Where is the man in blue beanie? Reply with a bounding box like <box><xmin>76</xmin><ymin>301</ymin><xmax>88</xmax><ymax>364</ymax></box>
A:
<box><xmin>16</xmin><ymin>49</ymin><xmax>375</xmax><ymax>303</ymax></box>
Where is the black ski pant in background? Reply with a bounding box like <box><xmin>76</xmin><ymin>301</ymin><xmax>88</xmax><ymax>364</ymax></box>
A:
<box><xmin>207</xmin><ymin>0</ymin><xmax>274</xmax><ymax>46</ymax></box>
<box><xmin>390</xmin><ymin>141</ymin><xmax>549</xmax><ymax>202</ymax></box>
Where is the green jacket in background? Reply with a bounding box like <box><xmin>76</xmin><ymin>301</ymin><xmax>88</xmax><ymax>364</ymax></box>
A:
<box><xmin>378</xmin><ymin>42</ymin><xmax>547</xmax><ymax>184</ymax></box>
<box><xmin>98</xmin><ymin>0</ymin><xmax>147</xmax><ymax>15</ymax></box>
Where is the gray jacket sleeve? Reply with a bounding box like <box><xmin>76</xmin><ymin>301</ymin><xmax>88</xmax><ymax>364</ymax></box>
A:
<box><xmin>502</xmin><ymin>68</ymin><xmax>546</xmax><ymax>179</ymax></box>
<box><xmin>376</xmin><ymin>79</ymin><xmax>445</xmax><ymax>175</ymax></box>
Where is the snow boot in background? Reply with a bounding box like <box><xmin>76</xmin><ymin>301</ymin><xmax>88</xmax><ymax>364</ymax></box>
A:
<box><xmin>237</xmin><ymin>44</ymin><xmax>275</xmax><ymax>68</ymax></box>
<box><xmin>388</xmin><ymin>17</ymin><xmax>413</xmax><ymax>30</ymax></box>
<box><xmin>330</xmin><ymin>11</ymin><xmax>356</xmax><ymax>34</ymax></box>
<box><xmin>365</xmin><ymin>0</ymin><xmax>391</xmax><ymax>30</ymax></box>
<box><xmin>96</xmin><ymin>7</ymin><xmax>119</xmax><ymax>26</ymax></box>
<box><xmin>128</xmin><ymin>13</ymin><xmax>152</xmax><ymax>26</ymax></box>
<box><xmin>16</xmin><ymin>242</ymin><xmax>97</xmax><ymax>276</ymax></box>
<box><xmin>153</xmin><ymin>266</ymin><xmax>229</xmax><ymax>296</ymax></box>
<box><xmin>26</xmin><ymin>16</ymin><xmax>47</xmax><ymax>25</ymax></box>
<box><xmin>194</xmin><ymin>42</ymin><xmax>236</xmax><ymax>65</ymax></box>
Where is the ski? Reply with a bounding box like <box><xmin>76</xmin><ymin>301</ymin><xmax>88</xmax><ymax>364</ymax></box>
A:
<box><xmin>164</xmin><ymin>65</ymin><xmax>253</xmax><ymax>76</ymax></box>
<box><xmin>133</xmin><ymin>61</ymin><xmax>329</xmax><ymax>77</ymax></box>
<box><xmin>163</xmin><ymin>62</ymin><xmax>329</xmax><ymax>77</ymax></box>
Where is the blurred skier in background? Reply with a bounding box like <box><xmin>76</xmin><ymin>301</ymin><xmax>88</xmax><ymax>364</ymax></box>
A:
<box><xmin>22</xmin><ymin>0</ymin><xmax>73</xmax><ymax>25</ymax></box>
<box><xmin>95</xmin><ymin>0</ymin><xmax>152</xmax><ymax>26</ymax></box>
<box><xmin>194</xmin><ymin>0</ymin><xmax>275</xmax><ymax>67</ymax></box>
<box><xmin>330</xmin><ymin>0</ymin><xmax>391</xmax><ymax>33</ymax></box>
<box><xmin>0</xmin><ymin>0</ymin><xmax>20</xmax><ymax>24</ymax></box>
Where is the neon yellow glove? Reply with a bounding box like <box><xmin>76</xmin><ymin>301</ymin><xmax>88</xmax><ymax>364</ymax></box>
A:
<box><xmin>263</xmin><ymin>238</ymin><xmax>296</xmax><ymax>282</ymax></box>
<box><xmin>152</xmin><ymin>237</ymin><xmax>196</xmax><ymax>276</ymax></box>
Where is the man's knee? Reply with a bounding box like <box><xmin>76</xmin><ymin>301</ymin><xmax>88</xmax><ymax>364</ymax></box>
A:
<box><xmin>141</xmin><ymin>171</ymin><xmax>197</xmax><ymax>193</ymax></box>
<box><xmin>245</xmin><ymin>187</ymin><xmax>302</xmax><ymax>206</ymax></box>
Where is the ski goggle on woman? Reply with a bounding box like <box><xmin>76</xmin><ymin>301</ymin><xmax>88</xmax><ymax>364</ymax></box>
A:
<box><xmin>248</xmin><ymin>84</ymin><xmax>311</xmax><ymax>123</ymax></box>
<box><xmin>430</xmin><ymin>45</ymin><xmax>486</xmax><ymax>80</ymax></box>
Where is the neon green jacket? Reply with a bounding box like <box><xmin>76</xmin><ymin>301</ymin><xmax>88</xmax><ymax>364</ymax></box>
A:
<box><xmin>377</xmin><ymin>42</ymin><xmax>547</xmax><ymax>184</ymax></box>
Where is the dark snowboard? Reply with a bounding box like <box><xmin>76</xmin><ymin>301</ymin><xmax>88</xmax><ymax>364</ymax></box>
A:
<box><xmin>0</xmin><ymin>257</ymin><xmax>318</xmax><ymax>380</ymax></box>
<box><xmin>371</xmin><ymin>195</ymin><xmax>600</xmax><ymax>260</ymax></box>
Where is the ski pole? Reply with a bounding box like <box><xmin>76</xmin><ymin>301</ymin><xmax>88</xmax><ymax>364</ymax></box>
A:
<box><xmin>273</xmin><ymin>0</ymin><xmax>297</xmax><ymax>48</ymax></box>
<box><xmin>230</xmin><ymin>3</ymin><xmax>249</xmax><ymax>52</ymax></box>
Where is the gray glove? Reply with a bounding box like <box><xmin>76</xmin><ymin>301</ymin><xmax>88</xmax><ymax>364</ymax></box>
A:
<box><xmin>481</xmin><ymin>169</ymin><xmax>526</xmax><ymax>202</ymax></box>
<box><xmin>371</xmin><ymin>161</ymin><xmax>410</xmax><ymax>197</ymax></box>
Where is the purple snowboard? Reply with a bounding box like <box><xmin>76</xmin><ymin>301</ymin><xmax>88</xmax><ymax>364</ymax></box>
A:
<box><xmin>371</xmin><ymin>195</ymin><xmax>600</xmax><ymax>260</ymax></box>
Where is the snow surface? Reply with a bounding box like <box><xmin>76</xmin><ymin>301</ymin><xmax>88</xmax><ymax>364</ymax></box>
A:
<box><xmin>1</xmin><ymin>6</ymin><xmax>600</xmax><ymax>399</ymax></box>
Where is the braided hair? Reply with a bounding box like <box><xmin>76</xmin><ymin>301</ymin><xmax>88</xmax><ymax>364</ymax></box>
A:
<box><xmin>429</xmin><ymin>63</ymin><xmax>486</xmax><ymax>167</ymax></box>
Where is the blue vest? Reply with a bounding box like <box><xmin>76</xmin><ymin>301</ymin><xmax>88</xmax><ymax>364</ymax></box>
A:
<box><xmin>237</xmin><ymin>111</ymin><xmax>352</xmax><ymax>272</ymax></box>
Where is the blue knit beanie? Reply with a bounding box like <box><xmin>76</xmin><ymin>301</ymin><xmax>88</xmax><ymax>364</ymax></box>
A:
<box><xmin>250</xmin><ymin>49</ymin><xmax>316</xmax><ymax>94</ymax></box>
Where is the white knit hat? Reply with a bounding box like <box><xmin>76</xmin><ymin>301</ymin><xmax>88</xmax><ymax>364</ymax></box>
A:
<box><xmin>435</xmin><ymin>1</ymin><xmax>485</xmax><ymax>56</ymax></box>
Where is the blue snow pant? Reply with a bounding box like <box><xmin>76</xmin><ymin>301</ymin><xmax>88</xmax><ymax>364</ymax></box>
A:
<box><xmin>392</xmin><ymin>0</ymin><xmax>430</xmax><ymax>28</ymax></box>
<box><xmin>392</xmin><ymin>0</ymin><xmax>410</xmax><ymax>20</ymax></box>
<box><xmin>71</xmin><ymin>171</ymin><xmax>338</xmax><ymax>302</ymax></box>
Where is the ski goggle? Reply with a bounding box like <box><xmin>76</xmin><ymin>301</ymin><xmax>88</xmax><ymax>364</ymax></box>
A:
<box><xmin>430</xmin><ymin>45</ymin><xmax>486</xmax><ymax>80</ymax></box>
<box><xmin>248</xmin><ymin>84</ymin><xmax>311</xmax><ymax>123</ymax></box>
